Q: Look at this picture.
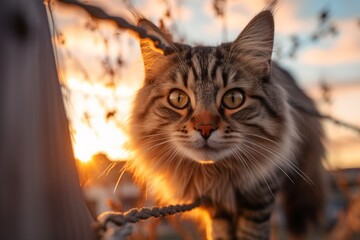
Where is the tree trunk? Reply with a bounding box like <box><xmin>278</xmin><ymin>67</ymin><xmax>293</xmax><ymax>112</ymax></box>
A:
<box><xmin>0</xmin><ymin>1</ymin><xmax>96</xmax><ymax>239</ymax></box>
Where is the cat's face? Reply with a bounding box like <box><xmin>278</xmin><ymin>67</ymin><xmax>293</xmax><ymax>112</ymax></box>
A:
<box><xmin>131</xmin><ymin>11</ymin><xmax>290</xmax><ymax>165</ymax></box>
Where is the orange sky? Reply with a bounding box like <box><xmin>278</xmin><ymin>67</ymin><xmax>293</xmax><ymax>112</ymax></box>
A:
<box><xmin>307</xmin><ymin>83</ymin><xmax>360</xmax><ymax>169</ymax></box>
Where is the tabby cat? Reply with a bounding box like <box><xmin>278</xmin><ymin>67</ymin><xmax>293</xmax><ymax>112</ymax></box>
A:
<box><xmin>128</xmin><ymin>9</ymin><xmax>327</xmax><ymax>240</ymax></box>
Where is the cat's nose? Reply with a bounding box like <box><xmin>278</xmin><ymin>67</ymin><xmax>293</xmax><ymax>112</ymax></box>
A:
<box><xmin>191</xmin><ymin>110</ymin><xmax>219</xmax><ymax>140</ymax></box>
<box><xmin>195</xmin><ymin>124</ymin><xmax>217</xmax><ymax>140</ymax></box>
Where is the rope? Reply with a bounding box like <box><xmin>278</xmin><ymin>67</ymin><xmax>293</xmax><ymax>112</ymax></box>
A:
<box><xmin>95</xmin><ymin>198</ymin><xmax>203</xmax><ymax>238</ymax></box>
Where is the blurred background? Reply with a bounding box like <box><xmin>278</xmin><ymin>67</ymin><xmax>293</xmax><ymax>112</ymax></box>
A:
<box><xmin>49</xmin><ymin>0</ymin><xmax>360</xmax><ymax>239</ymax></box>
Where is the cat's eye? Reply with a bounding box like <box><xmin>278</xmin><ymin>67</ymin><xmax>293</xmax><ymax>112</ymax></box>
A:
<box><xmin>168</xmin><ymin>89</ymin><xmax>190</xmax><ymax>109</ymax></box>
<box><xmin>222</xmin><ymin>89</ymin><xmax>245</xmax><ymax>109</ymax></box>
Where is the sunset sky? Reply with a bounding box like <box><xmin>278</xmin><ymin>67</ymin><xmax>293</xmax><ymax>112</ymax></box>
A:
<box><xmin>53</xmin><ymin>0</ymin><xmax>360</xmax><ymax>168</ymax></box>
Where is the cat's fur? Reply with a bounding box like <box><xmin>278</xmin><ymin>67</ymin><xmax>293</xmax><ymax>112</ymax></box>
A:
<box><xmin>128</xmin><ymin>10</ymin><xmax>327</xmax><ymax>239</ymax></box>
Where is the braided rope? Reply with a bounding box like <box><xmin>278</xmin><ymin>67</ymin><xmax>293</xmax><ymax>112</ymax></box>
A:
<box><xmin>95</xmin><ymin>198</ymin><xmax>203</xmax><ymax>237</ymax></box>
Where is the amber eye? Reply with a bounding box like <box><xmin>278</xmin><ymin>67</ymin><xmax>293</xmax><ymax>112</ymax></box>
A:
<box><xmin>222</xmin><ymin>89</ymin><xmax>245</xmax><ymax>109</ymax></box>
<box><xmin>168</xmin><ymin>89</ymin><xmax>190</xmax><ymax>109</ymax></box>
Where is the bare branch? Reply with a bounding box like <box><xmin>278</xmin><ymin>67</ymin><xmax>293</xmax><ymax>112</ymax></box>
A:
<box><xmin>57</xmin><ymin>0</ymin><xmax>173</xmax><ymax>55</ymax></box>
<box><xmin>290</xmin><ymin>101</ymin><xmax>360</xmax><ymax>135</ymax></box>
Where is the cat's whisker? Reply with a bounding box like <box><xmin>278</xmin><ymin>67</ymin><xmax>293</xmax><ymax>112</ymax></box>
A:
<box><xmin>130</xmin><ymin>144</ymin><xmax>177</xmax><ymax>197</ymax></box>
<box><xmin>137</xmin><ymin>141</ymin><xmax>171</xmax><ymax>153</ymax></box>
<box><xmin>243</xmin><ymin>149</ymin><xmax>277</xmax><ymax>200</ymax></box>
<box><xmin>238</xmin><ymin>141</ymin><xmax>295</xmax><ymax>185</ymax></box>
<box><xmin>253</xmin><ymin>142</ymin><xmax>307</xmax><ymax>179</ymax></box>
<box><xmin>129</xmin><ymin>124</ymin><xmax>169</xmax><ymax>130</ymax></box>
<box><xmin>230</xmin><ymin>146</ymin><xmax>255</xmax><ymax>181</ymax></box>
<box><xmin>152</xmin><ymin>145</ymin><xmax>178</xmax><ymax>171</ymax></box>
<box><xmin>233</xmin><ymin>145</ymin><xmax>276</xmax><ymax>199</ymax></box>
<box><xmin>242</xmin><ymin>132</ymin><xmax>297</xmax><ymax>161</ymax></box>
<box><xmin>147</xmin><ymin>144</ymin><xmax>173</xmax><ymax>162</ymax></box>
<box><xmin>242</xmin><ymin>132</ymin><xmax>285</xmax><ymax>149</ymax></box>
<box><xmin>137</xmin><ymin>132</ymin><xmax>169</xmax><ymax>139</ymax></box>
<box><xmin>113</xmin><ymin>162</ymin><xmax>130</xmax><ymax>194</ymax></box>
<box><xmin>241</xmin><ymin>141</ymin><xmax>293</xmax><ymax>182</ymax></box>
<box><xmin>152</xmin><ymin>141</ymin><xmax>176</xmax><ymax>159</ymax></box>
<box><xmin>230</xmin><ymin>146</ymin><xmax>249</xmax><ymax>171</ymax></box>
<box><xmin>98</xmin><ymin>160</ymin><xmax>119</xmax><ymax>178</ymax></box>
<box><xmin>241</xmin><ymin>137</ymin><xmax>288</xmax><ymax>163</ymax></box>
<box><xmin>166</xmin><ymin>146</ymin><xmax>182</xmax><ymax>166</ymax></box>
<box><xmin>135</xmin><ymin>136</ymin><xmax>169</xmax><ymax>144</ymax></box>
<box><xmin>137</xmin><ymin>136</ymin><xmax>170</xmax><ymax>146</ymax></box>
<box><xmin>138</xmin><ymin>133</ymin><xmax>168</xmax><ymax>140</ymax></box>
<box><xmin>241</xmin><ymin>140</ymin><xmax>313</xmax><ymax>185</ymax></box>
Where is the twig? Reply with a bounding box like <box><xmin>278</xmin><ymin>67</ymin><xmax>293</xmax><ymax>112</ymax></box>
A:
<box><xmin>290</xmin><ymin>101</ymin><xmax>360</xmax><ymax>135</ymax></box>
<box><xmin>57</xmin><ymin>0</ymin><xmax>173</xmax><ymax>55</ymax></box>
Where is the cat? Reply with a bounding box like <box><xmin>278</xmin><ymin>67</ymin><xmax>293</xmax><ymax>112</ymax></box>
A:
<box><xmin>127</xmin><ymin>9</ymin><xmax>327</xmax><ymax>240</ymax></box>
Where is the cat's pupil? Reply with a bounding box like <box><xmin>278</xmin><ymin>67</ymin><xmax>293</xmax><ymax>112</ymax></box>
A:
<box><xmin>223</xmin><ymin>89</ymin><xmax>244</xmax><ymax>109</ymax></box>
<box><xmin>168</xmin><ymin>89</ymin><xmax>189</xmax><ymax>109</ymax></box>
<box><xmin>231</xmin><ymin>93</ymin><xmax>235</xmax><ymax>103</ymax></box>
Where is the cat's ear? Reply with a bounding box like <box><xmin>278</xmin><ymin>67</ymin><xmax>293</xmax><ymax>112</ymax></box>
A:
<box><xmin>231</xmin><ymin>10</ymin><xmax>274</xmax><ymax>76</ymax></box>
<box><xmin>138</xmin><ymin>19</ymin><xmax>175</xmax><ymax>76</ymax></box>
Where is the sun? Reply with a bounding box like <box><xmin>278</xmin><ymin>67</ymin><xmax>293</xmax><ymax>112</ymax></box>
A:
<box><xmin>71</xmin><ymin>123</ymin><xmax>133</xmax><ymax>163</ymax></box>
<box><xmin>65</xmin><ymin>75</ymin><xmax>137</xmax><ymax>163</ymax></box>
<box><xmin>72</xmin><ymin>131</ymin><xmax>96</xmax><ymax>163</ymax></box>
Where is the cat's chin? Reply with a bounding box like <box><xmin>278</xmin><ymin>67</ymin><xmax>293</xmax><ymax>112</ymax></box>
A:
<box><xmin>178</xmin><ymin>145</ymin><xmax>232</xmax><ymax>163</ymax></box>
<box><xmin>173</xmin><ymin>134</ymin><xmax>234</xmax><ymax>163</ymax></box>
<box><xmin>197</xmin><ymin>159</ymin><xmax>216</xmax><ymax>164</ymax></box>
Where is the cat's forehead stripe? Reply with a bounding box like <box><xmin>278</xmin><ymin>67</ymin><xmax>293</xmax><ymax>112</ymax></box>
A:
<box><xmin>171</xmin><ymin>47</ymin><xmax>231</xmax><ymax>91</ymax></box>
<box><xmin>207</xmin><ymin>51</ymin><xmax>217</xmax><ymax>81</ymax></box>
<box><xmin>169</xmin><ymin>70</ymin><xmax>178</xmax><ymax>84</ymax></box>
<box><xmin>222</xmin><ymin>69</ymin><xmax>228</xmax><ymax>87</ymax></box>
<box><xmin>197</xmin><ymin>49</ymin><xmax>212</xmax><ymax>82</ymax></box>
<box><xmin>189</xmin><ymin>54</ymin><xmax>200</xmax><ymax>81</ymax></box>
<box><xmin>181</xmin><ymin>70</ymin><xmax>188</xmax><ymax>88</ymax></box>
<box><xmin>187</xmin><ymin>67</ymin><xmax>196</xmax><ymax>90</ymax></box>
<box><xmin>173</xmin><ymin>70</ymin><xmax>186</xmax><ymax>87</ymax></box>
<box><xmin>186</xmin><ymin>47</ymin><xmax>224</xmax><ymax>83</ymax></box>
<box><xmin>211</xmin><ymin>48</ymin><xmax>224</xmax><ymax>79</ymax></box>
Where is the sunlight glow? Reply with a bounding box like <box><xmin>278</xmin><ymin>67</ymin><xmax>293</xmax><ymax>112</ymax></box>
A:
<box><xmin>73</xmin><ymin>124</ymin><xmax>132</xmax><ymax>163</ymax></box>
<box><xmin>65</xmin><ymin>75</ymin><xmax>138</xmax><ymax>163</ymax></box>
<box><xmin>191</xmin><ymin>208</ymin><xmax>213</xmax><ymax>240</ymax></box>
